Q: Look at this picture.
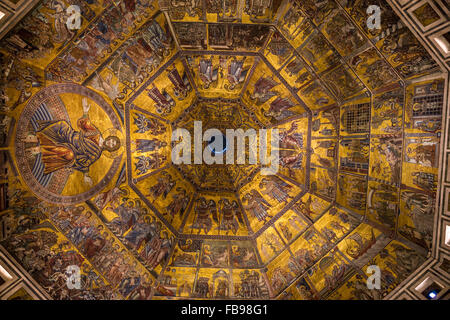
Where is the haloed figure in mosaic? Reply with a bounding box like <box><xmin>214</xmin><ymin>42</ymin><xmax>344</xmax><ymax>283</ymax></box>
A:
<box><xmin>25</xmin><ymin>98</ymin><xmax>121</xmax><ymax>186</ymax></box>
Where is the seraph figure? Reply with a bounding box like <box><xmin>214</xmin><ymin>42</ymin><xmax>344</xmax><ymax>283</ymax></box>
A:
<box><xmin>146</xmin><ymin>84</ymin><xmax>175</xmax><ymax>115</ymax></box>
<box><xmin>259</xmin><ymin>176</ymin><xmax>293</xmax><ymax>204</ymax></box>
<box><xmin>167</xmin><ymin>67</ymin><xmax>191</xmax><ymax>100</ymax></box>
<box><xmin>242</xmin><ymin>190</ymin><xmax>272</xmax><ymax>222</ymax></box>
<box><xmin>133</xmin><ymin>113</ymin><xmax>166</xmax><ymax>135</ymax></box>
<box><xmin>264</xmin><ymin>97</ymin><xmax>296</xmax><ymax>122</ymax></box>
<box><xmin>225</xmin><ymin>58</ymin><xmax>249</xmax><ymax>90</ymax></box>
<box><xmin>198</xmin><ymin>59</ymin><xmax>218</xmax><ymax>89</ymax></box>
<box><xmin>250</xmin><ymin>76</ymin><xmax>279</xmax><ymax>104</ymax></box>
<box><xmin>147</xmin><ymin>171</ymin><xmax>175</xmax><ymax>200</ymax></box>
<box><xmin>135</xmin><ymin>138</ymin><xmax>167</xmax><ymax>153</ymax></box>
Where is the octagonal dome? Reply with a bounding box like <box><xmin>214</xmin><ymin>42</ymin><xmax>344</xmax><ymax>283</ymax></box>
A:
<box><xmin>0</xmin><ymin>0</ymin><xmax>448</xmax><ymax>301</ymax></box>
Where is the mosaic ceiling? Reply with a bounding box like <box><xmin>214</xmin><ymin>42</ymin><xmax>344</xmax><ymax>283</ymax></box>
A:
<box><xmin>0</xmin><ymin>0</ymin><xmax>446</xmax><ymax>300</ymax></box>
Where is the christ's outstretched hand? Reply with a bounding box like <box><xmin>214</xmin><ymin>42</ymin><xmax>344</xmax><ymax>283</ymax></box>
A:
<box><xmin>82</xmin><ymin>97</ymin><xmax>91</xmax><ymax>115</ymax></box>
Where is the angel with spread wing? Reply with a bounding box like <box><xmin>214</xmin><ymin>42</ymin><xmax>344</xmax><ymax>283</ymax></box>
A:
<box><xmin>259</xmin><ymin>176</ymin><xmax>293</xmax><ymax>204</ymax></box>
<box><xmin>217</xmin><ymin>199</ymin><xmax>244</xmax><ymax>235</ymax></box>
<box><xmin>167</xmin><ymin>67</ymin><xmax>191</xmax><ymax>100</ymax></box>
<box><xmin>242</xmin><ymin>190</ymin><xmax>272</xmax><ymax>222</ymax></box>
<box><xmin>225</xmin><ymin>57</ymin><xmax>249</xmax><ymax>91</ymax></box>
<box><xmin>191</xmin><ymin>197</ymin><xmax>218</xmax><ymax>234</ymax></box>
<box><xmin>280</xmin><ymin>121</ymin><xmax>303</xmax><ymax>149</ymax></box>
<box><xmin>198</xmin><ymin>58</ymin><xmax>218</xmax><ymax>89</ymax></box>
<box><xmin>26</xmin><ymin>98</ymin><xmax>121</xmax><ymax>186</ymax></box>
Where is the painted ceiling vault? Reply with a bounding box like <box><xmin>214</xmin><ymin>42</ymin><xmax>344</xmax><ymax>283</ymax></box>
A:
<box><xmin>0</xmin><ymin>0</ymin><xmax>447</xmax><ymax>300</ymax></box>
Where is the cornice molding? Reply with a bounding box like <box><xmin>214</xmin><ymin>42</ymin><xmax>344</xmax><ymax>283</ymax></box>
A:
<box><xmin>0</xmin><ymin>0</ymin><xmax>40</xmax><ymax>40</ymax></box>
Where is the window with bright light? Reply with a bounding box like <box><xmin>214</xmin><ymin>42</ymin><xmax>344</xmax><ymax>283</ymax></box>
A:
<box><xmin>445</xmin><ymin>225</ymin><xmax>450</xmax><ymax>246</ymax></box>
<box><xmin>0</xmin><ymin>263</ymin><xmax>12</xmax><ymax>281</ymax></box>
